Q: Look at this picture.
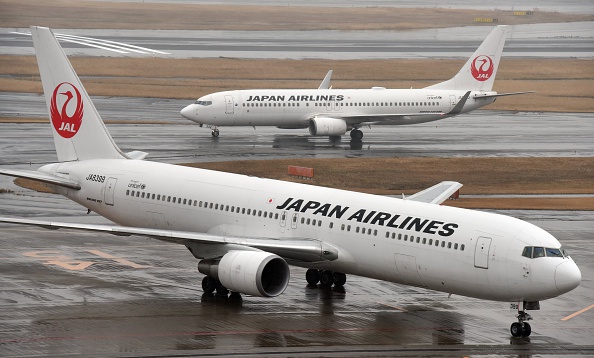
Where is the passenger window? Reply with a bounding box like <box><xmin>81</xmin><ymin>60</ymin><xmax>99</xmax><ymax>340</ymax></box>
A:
<box><xmin>423</xmin><ymin>238</ymin><xmax>427</xmax><ymax>244</ymax></box>
<box><xmin>522</xmin><ymin>246</ymin><xmax>533</xmax><ymax>258</ymax></box>
<box><xmin>183</xmin><ymin>199</ymin><xmax>187</xmax><ymax>205</ymax></box>
<box><xmin>347</xmin><ymin>225</ymin><xmax>351</xmax><ymax>231</ymax></box>
<box><xmin>356</xmin><ymin>227</ymin><xmax>360</xmax><ymax>233</ymax></box>
<box><xmin>454</xmin><ymin>243</ymin><xmax>458</xmax><ymax>250</ymax></box>
<box><xmin>533</xmin><ymin>247</ymin><xmax>545</xmax><ymax>258</ymax></box>
<box><xmin>429</xmin><ymin>239</ymin><xmax>433</xmax><ymax>245</ymax></box>
<box><xmin>435</xmin><ymin>240</ymin><xmax>439</xmax><ymax>246</ymax></box>
<box><xmin>301</xmin><ymin>217</ymin><xmax>305</xmax><ymax>224</ymax></box>
<box><xmin>126</xmin><ymin>190</ymin><xmax>130</xmax><ymax>196</ymax></box>
<box><xmin>341</xmin><ymin>224</ymin><xmax>345</xmax><ymax>230</ymax></box>
<box><xmin>460</xmin><ymin>244</ymin><xmax>465</xmax><ymax>251</ymax></box>
<box><xmin>307</xmin><ymin>218</ymin><xmax>311</xmax><ymax>225</ymax></box>
<box><xmin>329</xmin><ymin>222</ymin><xmax>333</xmax><ymax>229</ymax></box>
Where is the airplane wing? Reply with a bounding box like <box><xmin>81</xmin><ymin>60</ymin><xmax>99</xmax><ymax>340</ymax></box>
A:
<box><xmin>405</xmin><ymin>181</ymin><xmax>462</xmax><ymax>205</ymax></box>
<box><xmin>0</xmin><ymin>216</ymin><xmax>339</xmax><ymax>263</ymax></box>
<box><xmin>0</xmin><ymin>168</ymin><xmax>80</xmax><ymax>190</ymax></box>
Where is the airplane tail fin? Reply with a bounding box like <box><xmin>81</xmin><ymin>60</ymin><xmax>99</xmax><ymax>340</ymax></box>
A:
<box><xmin>31</xmin><ymin>26</ymin><xmax>127</xmax><ymax>162</ymax></box>
<box><xmin>425</xmin><ymin>25</ymin><xmax>509</xmax><ymax>92</ymax></box>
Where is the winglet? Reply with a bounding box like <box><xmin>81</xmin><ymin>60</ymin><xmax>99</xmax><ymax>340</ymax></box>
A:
<box><xmin>318</xmin><ymin>70</ymin><xmax>333</xmax><ymax>89</ymax></box>
<box><xmin>405</xmin><ymin>181</ymin><xmax>463</xmax><ymax>205</ymax></box>
<box><xmin>447</xmin><ymin>91</ymin><xmax>471</xmax><ymax>116</ymax></box>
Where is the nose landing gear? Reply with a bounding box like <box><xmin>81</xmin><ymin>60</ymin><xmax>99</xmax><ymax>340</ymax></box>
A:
<box><xmin>211</xmin><ymin>128</ymin><xmax>220</xmax><ymax>137</ymax></box>
<box><xmin>510</xmin><ymin>311</ymin><xmax>532</xmax><ymax>337</ymax></box>
<box><xmin>511</xmin><ymin>301</ymin><xmax>538</xmax><ymax>337</ymax></box>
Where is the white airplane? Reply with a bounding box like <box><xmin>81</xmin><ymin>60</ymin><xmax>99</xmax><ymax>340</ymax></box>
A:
<box><xmin>180</xmin><ymin>25</ymin><xmax>531</xmax><ymax>139</ymax></box>
<box><xmin>0</xmin><ymin>27</ymin><xmax>580</xmax><ymax>338</ymax></box>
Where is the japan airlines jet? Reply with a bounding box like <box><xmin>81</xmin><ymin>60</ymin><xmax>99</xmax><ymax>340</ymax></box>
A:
<box><xmin>0</xmin><ymin>27</ymin><xmax>580</xmax><ymax>338</ymax></box>
<box><xmin>180</xmin><ymin>25</ymin><xmax>531</xmax><ymax>139</ymax></box>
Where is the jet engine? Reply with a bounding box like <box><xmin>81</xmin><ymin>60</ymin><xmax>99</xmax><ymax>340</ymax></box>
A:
<box><xmin>198</xmin><ymin>251</ymin><xmax>290</xmax><ymax>297</ymax></box>
<box><xmin>308</xmin><ymin>117</ymin><xmax>347</xmax><ymax>136</ymax></box>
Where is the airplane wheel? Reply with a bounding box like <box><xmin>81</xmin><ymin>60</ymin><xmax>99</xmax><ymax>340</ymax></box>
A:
<box><xmin>202</xmin><ymin>276</ymin><xmax>217</xmax><ymax>294</ymax></box>
<box><xmin>350</xmin><ymin>129</ymin><xmax>363</xmax><ymax>140</ymax></box>
<box><xmin>320</xmin><ymin>270</ymin><xmax>334</xmax><ymax>288</ymax></box>
<box><xmin>211</xmin><ymin>129</ymin><xmax>220</xmax><ymax>137</ymax></box>
<box><xmin>306</xmin><ymin>269</ymin><xmax>320</xmax><ymax>285</ymax></box>
<box><xmin>215</xmin><ymin>281</ymin><xmax>229</xmax><ymax>296</ymax></box>
<box><xmin>333</xmin><ymin>272</ymin><xmax>347</xmax><ymax>286</ymax></box>
<box><xmin>521</xmin><ymin>322</ymin><xmax>531</xmax><ymax>337</ymax></box>
<box><xmin>510</xmin><ymin>322</ymin><xmax>522</xmax><ymax>337</ymax></box>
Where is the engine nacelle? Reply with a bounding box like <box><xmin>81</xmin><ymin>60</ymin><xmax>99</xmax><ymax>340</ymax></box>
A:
<box><xmin>206</xmin><ymin>251</ymin><xmax>290</xmax><ymax>297</ymax></box>
<box><xmin>308</xmin><ymin>117</ymin><xmax>347</xmax><ymax>136</ymax></box>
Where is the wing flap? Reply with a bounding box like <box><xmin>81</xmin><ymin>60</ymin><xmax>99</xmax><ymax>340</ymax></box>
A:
<box><xmin>405</xmin><ymin>181</ymin><xmax>462</xmax><ymax>205</ymax></box>
<box><xmin>0</xmin><ymin>168</ymin><xmax>80</xmax><ymax>190</ymax></box>
<box><xmin>0</xmin><ymin>216</ymin><xmax>338</xmax><ymax>262</ymax></box>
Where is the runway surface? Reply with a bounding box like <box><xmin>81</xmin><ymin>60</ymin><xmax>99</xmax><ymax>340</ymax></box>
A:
<box><xmin>2</xmin><ymin>22</ymin><xmax>593</xmax><ymax>59</ymax></box>
<box><xmin>1</xmin><ymin>92</ymin><xmax>593</xmax><ymax>166</ymax></box>
<box><xmin>0</xmin><ymin>192</ymin><xmax>593</xmax><ymax>357</ymax></box>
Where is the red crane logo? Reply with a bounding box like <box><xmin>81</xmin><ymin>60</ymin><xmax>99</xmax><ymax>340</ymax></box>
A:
<box><xmin>50</xmin><ymin>82</ymin><xmax>84</xmax><ymax>139</ymax></box>
<box><xmin>470</xmin><ymin>55</ymin><xmax>494</xmax><ymax>82</ymax></box>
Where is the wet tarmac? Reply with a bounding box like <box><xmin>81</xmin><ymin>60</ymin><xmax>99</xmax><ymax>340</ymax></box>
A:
<box><xmin>0</xmin><ymin>190</ymin><xmax>593</xmax><ymax>357</ymax></box>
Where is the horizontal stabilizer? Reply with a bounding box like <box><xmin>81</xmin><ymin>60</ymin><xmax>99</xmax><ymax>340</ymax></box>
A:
<box><xmin>124</xmin><ymin>151</ymin><xmax>149</xmax><ymax>160</ymax></box>
<box><xmin>0</xmin><ymin>216</ymin><xmax>338</xmax><ymax>262</ymax></box>
<box><xmin>0</xmin><ymin>168</ymin><xmax>80</xmax><ymax>190</ymax></box>
<box><xmin>405</xmin><ymin>181</ymin><xmax>462</xmax><ymax>205</ymax></box>
<box><xmin>473</xmin><ymin>91</ymin><xmax>535</xmax><ymax>99</ymax></box>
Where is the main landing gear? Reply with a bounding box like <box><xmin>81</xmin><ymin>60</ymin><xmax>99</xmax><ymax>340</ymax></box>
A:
<box><xmin>306</xmin><ymin>269</ymin><xmax>346</xmax><ymax>288</ymax></box>
<box><xmin>202</xmin><ymin>276</ymin><xmax>230</xmax><ymax>296</ymax></box>
<box><xmin>349</xmin><ymin>129</ymin><xmax>363</xmax><ymax>140</ymax></box>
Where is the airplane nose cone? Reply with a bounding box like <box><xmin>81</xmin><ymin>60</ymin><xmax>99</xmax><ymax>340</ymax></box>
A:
<box><xmin>180</xmin><ymin>105</ymin><xmax>195</xmax><ymax>120</ymax></box>
<box><xmin>555</xmin><ymin>261</ymin><xmax>581</xmax><ymax>293</ymax></box>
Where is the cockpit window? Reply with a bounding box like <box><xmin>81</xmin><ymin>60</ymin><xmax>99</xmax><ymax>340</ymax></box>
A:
<box><xmin>194</xmin><ymin>100</ymin><xmax>212</xmax><ymax>106</ymax></box>
<box><xmin>522</xmin><ymin>246</ymin><xmax>533</xmax><ymax>258</ymax></box>
<box><xmin>546</xmin><ymin>248</ymin><xmax>563</xmax><ymax>257</ymax></box>
<box><xmin>522</xmin><ymin>246</ymin><xmax>569</xmax><ymax>259</ymax></box>
<box><xmin>533</xmin><ymin>247</ymin><xmax>545</xmax><ymax>258</ymax></box>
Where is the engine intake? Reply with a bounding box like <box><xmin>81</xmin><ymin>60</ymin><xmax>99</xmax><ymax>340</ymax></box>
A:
<box><xmin>199</xmin><ymin>251</ymin><xmax>290</xmax><ymax>297</ymax></box>
<box><xmin>308</xmin><ymin>117</ymin><xmax>347</xmax><ymax>136</ymax></box>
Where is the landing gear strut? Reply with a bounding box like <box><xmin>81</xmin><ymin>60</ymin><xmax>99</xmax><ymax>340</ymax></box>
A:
<box><xmin>306</xmin><ymin>269</ymin><xmax>346</xmax><ymax>288</ymax></box>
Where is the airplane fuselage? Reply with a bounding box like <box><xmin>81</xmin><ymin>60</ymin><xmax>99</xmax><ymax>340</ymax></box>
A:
<box><xmin>181</xmin><ymin>89</ymin><xmax>496</xmax><ymax>128</ymax></box>
<box><xmin>42</xmin><ymin>159</ymin><xmax>577</xmax><ymax>303</ymax></box>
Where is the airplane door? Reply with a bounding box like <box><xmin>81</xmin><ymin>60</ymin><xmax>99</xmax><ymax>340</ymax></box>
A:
<box><xmin>291</xmin><ymin>213</ymin><xmax>299</xmax><ymax>229</ymax></box>
<box><xmin>449</xmin><ymin>95</ymin><xmax>457</xmax><ymax>112</ymax></box>
<box><xmin>225</xmin><ymin>95</ymin><xmax>234</xmax><ymax>114</ymax></box>
<box><xmin>104</xmin><ymin>177</ymin><xmax>117</xmax><ymax>206</ymax></box>
<box><xmin>280</xmin><ymin>211</ymin><xmax>287</xmax><ymax>227</ymax></box>
<box><xmin>474</xmin><ymin>236</ymin><xmax>492</xmax><ymax>269</ymax></box>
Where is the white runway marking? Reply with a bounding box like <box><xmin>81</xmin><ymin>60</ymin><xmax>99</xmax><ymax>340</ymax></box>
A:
<box><xmin>12</xmin><ymin>31</ymin><xmax>170</xmax><ymax>55</ymax></box>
